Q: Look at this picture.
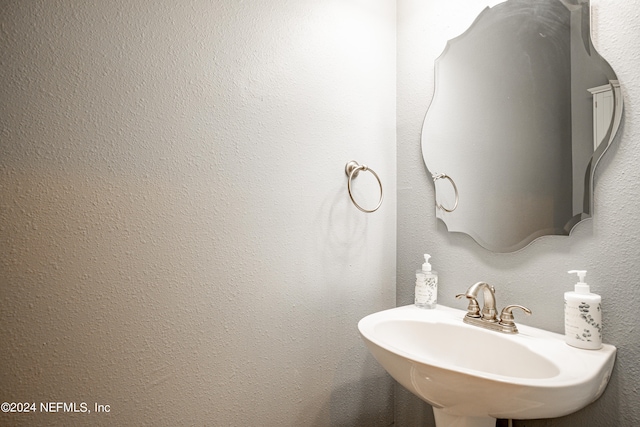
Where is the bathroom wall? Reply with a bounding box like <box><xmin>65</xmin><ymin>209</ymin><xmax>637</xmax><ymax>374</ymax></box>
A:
<box><xmin>397</xmin><ymin>0</ymin><xmax>640</xmax><ymax>426</ymax></box>
<box><xmin>0</xmin><ymin>1</ymin><xmax>396</xmax><ymax>426</ymax></box>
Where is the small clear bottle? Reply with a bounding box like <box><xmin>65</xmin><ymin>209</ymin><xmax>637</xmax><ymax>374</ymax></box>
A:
<box><xmin>415</xmin><ymin>254</ymin><xmax>438</xmax><ymax>309</ymax></box>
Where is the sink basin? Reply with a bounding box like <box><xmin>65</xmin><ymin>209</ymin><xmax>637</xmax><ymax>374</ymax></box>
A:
<box><xmin>358</xmin><ymin>305</ymin><xmax>616</xmax><ymax>426</ymax></box>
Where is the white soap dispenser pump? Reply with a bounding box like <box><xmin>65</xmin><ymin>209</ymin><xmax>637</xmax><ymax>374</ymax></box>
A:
<box><xmin>415</xmin><ymin>254</ymin><xmax>438</xmax><ymax>309</ymax></box>
<box><xmin>564</xmin><ymin>270</ymin><xmax>602</xmax><ymax>350</ymax></box>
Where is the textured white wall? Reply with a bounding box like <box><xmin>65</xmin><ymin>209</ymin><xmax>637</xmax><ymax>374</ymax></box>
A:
<box><xmin>397</xmin><ymin>0</ymin><xmax>640</xmax><ymax>425</ymax></box>
<box><xmin>0</xmin><ymin>1</ymin><xmax>396</xmax><ymax>425</ymax></box>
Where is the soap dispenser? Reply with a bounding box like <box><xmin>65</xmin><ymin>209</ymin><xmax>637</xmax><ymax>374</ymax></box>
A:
<box><xmin>564</xmin><ymin>270</ymin><xmax>602</xmax><ymax>350</ymax></box>
<box><xmin>415</xmin><ymin>254</ymin><xmax>438</xmax><ymax>309</ymax></box>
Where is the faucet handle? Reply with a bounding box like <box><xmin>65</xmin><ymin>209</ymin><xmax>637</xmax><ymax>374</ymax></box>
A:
<box><xmin>498</xmin><ymin>305</ymin><xmax>532</xmax><ymax>332</ymax></box>
<box><xmin>455</xmin><ymin>293</ymin><xmax>481</xmax><ymax>318</ymax></box>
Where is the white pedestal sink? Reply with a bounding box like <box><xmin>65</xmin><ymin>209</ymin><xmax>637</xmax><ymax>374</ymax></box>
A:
<box><xmin>358</xmin><ymin>305</ymin><xmax>616</xmax><ymax>426</ymax></box>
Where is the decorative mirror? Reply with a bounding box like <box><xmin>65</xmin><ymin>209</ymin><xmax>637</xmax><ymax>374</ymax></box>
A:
<box><xmin>421</xmin><ymin>0</ymin><xmax>623</xmax><ymax>252</ymax></box>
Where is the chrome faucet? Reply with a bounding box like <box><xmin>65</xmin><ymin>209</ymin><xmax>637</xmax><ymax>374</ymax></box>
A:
<box><xmin>456</xmin><ymin>282</ymin><xmax>531</xmax><ymax>334</ymax></box>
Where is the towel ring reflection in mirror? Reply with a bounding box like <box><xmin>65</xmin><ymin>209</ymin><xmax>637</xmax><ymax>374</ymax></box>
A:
<box><xmin>432</xmin><ymin>173</ymin><xmax>458</xmax><ymax>212</ymax></box>
<box><xmin>345</xmin><ymin>161</ymin><xmax>384</xmax><ymax>213</ymax></box>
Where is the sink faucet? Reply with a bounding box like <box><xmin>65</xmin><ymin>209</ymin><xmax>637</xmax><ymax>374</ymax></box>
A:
<box><xmin>456</xmin><ymin>282</ymin><xmax>531</xmax><ymax>333</ymax></box>
<box><xmin>462</xmin><ymin>281</ymin><xmax>497</xmax><ymax>322</ymax></box>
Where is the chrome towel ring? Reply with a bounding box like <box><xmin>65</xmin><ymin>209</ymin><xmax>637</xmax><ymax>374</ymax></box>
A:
<box><xmin>345</xmin><ymin>160</ymin><xmax>383</xmax><ymax>213</ymax></box>
<box><xmin>432</xmin><ymin>173</ymin><xmax>459</xmax><ymax>212</ymax></box>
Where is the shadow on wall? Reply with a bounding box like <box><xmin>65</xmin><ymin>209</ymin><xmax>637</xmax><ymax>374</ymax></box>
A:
<box><xmin>329</xmin><ymin>376</ymin><xmax>394</xmax><ymax>427</ymax></box>
<box><xmin>295</xmin><ymin>352</ymin><xmax>394</xmax><ymax>427</ymax></box>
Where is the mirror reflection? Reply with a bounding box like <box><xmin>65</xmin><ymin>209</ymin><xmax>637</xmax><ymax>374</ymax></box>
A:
<box><xmin>422</xmin><ymin>0</ymin><xmax>622</xmax><ymax>252</ymax></box>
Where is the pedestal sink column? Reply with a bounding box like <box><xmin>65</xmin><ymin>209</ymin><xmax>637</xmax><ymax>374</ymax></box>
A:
<box><xmin>433</xmin><ymin>408</ymin><xmax>496</xmax><ymax>427</ymax></box>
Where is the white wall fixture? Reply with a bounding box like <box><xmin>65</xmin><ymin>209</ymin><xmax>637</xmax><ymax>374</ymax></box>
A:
<box><xmin>359</xmin><ymin>305</ymin><xmax>616</xmax><ymax>426</ymax></box>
